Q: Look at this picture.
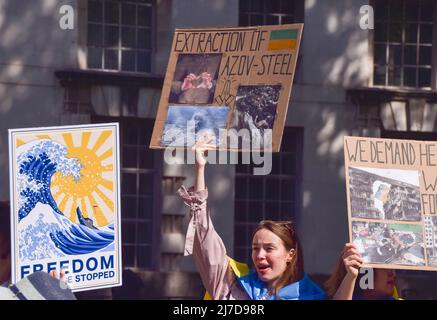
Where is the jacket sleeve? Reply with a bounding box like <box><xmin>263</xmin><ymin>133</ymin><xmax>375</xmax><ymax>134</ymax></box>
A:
<box><xmin>178</xmin><ymin>185</ymin><xmax>235</xmax><ymax>299</ymax></box>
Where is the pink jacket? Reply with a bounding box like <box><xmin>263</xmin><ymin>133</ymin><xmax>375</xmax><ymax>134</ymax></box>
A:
<box><xmin>178</xmin><ymin>186</ymin><xmax>249</xmax><ymax>300</ymax></box>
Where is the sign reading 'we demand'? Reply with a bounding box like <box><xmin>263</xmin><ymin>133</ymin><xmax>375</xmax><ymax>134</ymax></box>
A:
<box><xmin>344</xmin><ymin>136</ymin><xmax>437</xmax><ymax>271</ymax></box>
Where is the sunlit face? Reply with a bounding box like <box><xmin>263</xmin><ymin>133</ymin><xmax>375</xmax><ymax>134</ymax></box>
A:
<box><xmin>251</xmin><ymin>228</ymin><xmax>294</xmax><ymax>290</ymax></box>
<box><xmin>374</xmin><ymin>268</ymin><xmax>396</xmax><ymax>297</ymax></box>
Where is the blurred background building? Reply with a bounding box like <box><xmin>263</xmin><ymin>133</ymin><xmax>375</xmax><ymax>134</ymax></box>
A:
<box><xmin>1</xmin><ymin>0</ymin><xmax>437</xmax><ymax>299</ymax></box>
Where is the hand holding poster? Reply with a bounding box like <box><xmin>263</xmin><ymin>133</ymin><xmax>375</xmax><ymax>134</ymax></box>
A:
<box><xmin>9</xmin><ymin>123</ymin><xmax>122</xmax><ymax>291</ymax></box>
<box><xmin>150</xmin><ymin>24</ymin><xmax>303</xmax><ymax>152</ymax></box>
<box><xmin>344</xmin><ymin>136</ymin><xmax>437</xmax><ymax>271</ymax></box>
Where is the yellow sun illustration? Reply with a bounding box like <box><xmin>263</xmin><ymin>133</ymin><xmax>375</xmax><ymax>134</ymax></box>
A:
<box><xmin>16</xmin><ymin>130</ymin><xmax>115</xmax><ymax>227</ymax></box>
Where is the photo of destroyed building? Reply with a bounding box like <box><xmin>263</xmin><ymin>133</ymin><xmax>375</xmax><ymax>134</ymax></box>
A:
<box><xmin>349</xmin><ymin>167</ymin><xmax>421</xmax><ymax>221</ymax></box>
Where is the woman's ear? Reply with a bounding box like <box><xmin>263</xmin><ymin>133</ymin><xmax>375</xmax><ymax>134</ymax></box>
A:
<box><xmin>287</xmin><ymin>249</ymin><xmax>295</xmax><ymax>263</ymax></box>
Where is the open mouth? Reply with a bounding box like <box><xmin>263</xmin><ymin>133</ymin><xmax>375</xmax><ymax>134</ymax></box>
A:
<box><xmin>257</xmin><ymin>265</ymin><xmax>271</xmax><ymax>274</ymax></box>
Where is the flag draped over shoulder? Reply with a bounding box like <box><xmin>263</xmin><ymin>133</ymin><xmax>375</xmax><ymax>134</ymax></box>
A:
<box><xmin>204</xmin><ymin>257</ymin><xmax>325</xmax><ymax>300</ymax></box>
<box><xmin>238</xmin><ymin>272</ymin><xmax>325</xmax><ymax>300</ymax></box>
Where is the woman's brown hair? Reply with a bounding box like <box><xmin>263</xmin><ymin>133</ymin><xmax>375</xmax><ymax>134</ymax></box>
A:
<box><xmin>252</xmin><ymin>220</ymin><xmax>304</xmax><ymax>297</ymax></box>
<box><xmin>324</xmin><ymin>256</ymin><xmax>347</xmax><ymax>298</ymax></box>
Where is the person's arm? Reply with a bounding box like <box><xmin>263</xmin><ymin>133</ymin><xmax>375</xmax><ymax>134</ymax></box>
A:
<box><xmin>178</xmin><ymin>137</ymin><xmax>235</xmax><ymax>299</ymax></box>
<box><xmin>333</xmin><ymin>273</ymin><xmax>358</xmax><ymax>300</ymax></box>
<box><xmin>333</xmin><ymin>243</ymin><xmax>363</xmax><ymax>300</ymax></box>
<box><xmin>194</xmin><ymin>148</ymin><xmax>206</xmax><ymax>191</ymax></box>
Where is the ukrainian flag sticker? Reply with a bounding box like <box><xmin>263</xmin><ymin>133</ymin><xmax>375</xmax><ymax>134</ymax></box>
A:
<box><xmin>268</xmin><ymin>29</ymin><xmax>298</xmax><ymax>51</ymax></box>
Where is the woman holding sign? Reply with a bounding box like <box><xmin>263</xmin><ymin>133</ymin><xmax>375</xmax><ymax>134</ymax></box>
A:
<box><xmin>178</xmin><ymin>136</ymin><xmax>325</xmax><ymax>300</ymax></box>
<box><xmin>325</xmin><ymin>243</ymin><xmax>400</xmax><ymax>300</ymax></box>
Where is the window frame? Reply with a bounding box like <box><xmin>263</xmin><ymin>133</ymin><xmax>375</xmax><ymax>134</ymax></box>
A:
<box><xmin>238</xmin><ymin>0</ymin><xmax>304</xmax><ymax>26</ymax></box>
<box><xmin>79</xmin><ymin>0</ymin><xmax>156</xmax><ymax>74</ymax></box>
<box><xmin>369</xmin><ymin>0</ymin><xmax>437</xmax><ymax>90</ymax></box>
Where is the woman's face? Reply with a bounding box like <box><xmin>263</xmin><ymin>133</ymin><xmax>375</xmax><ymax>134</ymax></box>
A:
<box><xmin>374</xmin><ymin>268</ymin><xmax>396</xmax><ymax>297</ymax></box>
<box><xmin>251</xmin><ymin>228</ymin><xmax>294</xmax><ymax>289</ymax></box>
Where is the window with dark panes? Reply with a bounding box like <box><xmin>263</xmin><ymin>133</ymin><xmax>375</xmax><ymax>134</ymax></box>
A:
<box><xmin>87</xmin><ymin>0</ymin><xmax>154</xmax><ymax>73</ymax></box>
<box><xmin>373</xmin><ymin>0</ymin><xmax>434</xmax><ymax>88</ymax></box>
<box><xmin>63</xmin><ymin>84</ymin><xmax>93</xmax><ymax>113</ymax></box>
<box><xmin>239</xmin><ymin>0</ymin><xmax>297</xmax><ymax>26</ymax></box>
<box><xmin>92</xmin><ymin>116</ymin><xmax>162</xmax><ymax>270</ymax></box>
<box><xmin>234</xmin><ymin>127</ymin><xmax>303</xmax><ymax>264</ymax></box>
<box><xmin>239</xmin><ymin>0</ymin><xmax>303</xmax><ymax>82</ymax></box>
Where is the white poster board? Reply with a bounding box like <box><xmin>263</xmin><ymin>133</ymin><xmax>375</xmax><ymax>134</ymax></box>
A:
<box><xmin>9</xmin><ymin>123</ymin><xmax>122</xmax><ymax>291</ymax></box>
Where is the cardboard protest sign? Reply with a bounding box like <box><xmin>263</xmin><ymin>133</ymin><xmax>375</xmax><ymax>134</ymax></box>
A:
<box><xmin>150</xmin><ymin>24</ymin><xmax>303</xmax><ymax>152</ymax></box>
<box><xmin>9</xmin><ymin>123</ymin><xmax>122</xmax><ymax>291</ymax></box>
<box><xmin>344</xmin><ymin>136</ymin><xmax>437</xmax><ymax>271</ymax></box>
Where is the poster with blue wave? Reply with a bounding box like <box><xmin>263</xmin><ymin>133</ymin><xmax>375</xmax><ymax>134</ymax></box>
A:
<box><xmin>9</xmin><ymin>123</ymin><xmax>122</xmax><ymax>292</ymax></box>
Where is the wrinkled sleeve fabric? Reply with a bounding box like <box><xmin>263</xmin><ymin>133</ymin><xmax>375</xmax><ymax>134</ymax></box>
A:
<box><xmin>178</xmin><ymin>185</ymin><xmax>235</xmax><ymax>299</ymax></box>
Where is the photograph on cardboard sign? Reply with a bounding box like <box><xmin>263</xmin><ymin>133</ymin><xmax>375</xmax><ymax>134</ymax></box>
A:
<box><xmin>425</xmin><ymin>215</ymin><xmax>437</xmax><ymax>266</ymax></box>
<box><xmin>352</xmin><ymin>221</ymin><xmax>425</xmax><ymax>266</ymax></box>
<box><xmin>348</xmin><ymin>166</ymin><xmax>421</xmax><ymax>222</ymax></box>
<box><xmin>160</xmin><ymin>105</ymin><xmax>229</xmax><ymax>147</ymax></box>
<box><xmin>169</xmin><ymin>53</ymin><xmax>222</xmax><ymax>104</ymax></box>
<box><xmin>229</xmin><ymin>85</ymin><xmax>280</xmax><ymax>148</ymax></box>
